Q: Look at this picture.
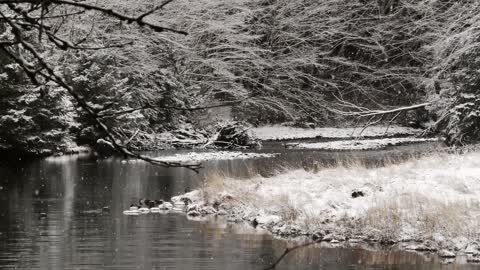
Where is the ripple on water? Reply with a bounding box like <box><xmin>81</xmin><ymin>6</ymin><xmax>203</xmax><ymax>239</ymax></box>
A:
<box><xmin>1</xmin><ymin>145</ymin><xmax>480</xmax><ymax>270</ymax></box>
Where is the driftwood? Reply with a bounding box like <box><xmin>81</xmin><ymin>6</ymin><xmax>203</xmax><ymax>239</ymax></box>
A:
<box><xmin>204</xmin><ymin>122</ymin><xmax>260</xmax><ymax>149</ymax></box>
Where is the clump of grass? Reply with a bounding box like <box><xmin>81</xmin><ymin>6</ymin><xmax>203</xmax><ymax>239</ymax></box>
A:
<box><xmin>277</xmin><ymin>194</ymin><xmax>301</xmax><ymax>224</ymax></box>
<box><xmin>200</xmin><ymin>170</ymin><xmax>227</xmax><ymax>204</ymax></box>
<box><xmin>362</xmin><ymin>192</ymin><xmax>480</xmax><ymax>243</ymax></box>
<box><xmin>363</xmin><ymin>200</ymin><xmax>403</xmax><ymax>241</ymax></box>
<box><xmin>299</xmin><ymin>209</ymin><xmax>326</xmax><ymax>232</ymax></box>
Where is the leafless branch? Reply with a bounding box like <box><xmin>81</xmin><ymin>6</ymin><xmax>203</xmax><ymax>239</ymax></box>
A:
<box><xmin>383</xmin><ymin>111</ymin><xmax>403</xmax><ymax>135</ymax></box>
<box><xmin>98</xmin><ymin>95</ymin><xmax>254</xmax><ymax>119</ymax></box>
<box><xmin>0</xmin><ymin>4</ymin><xmax>202</xmax><ymax>172</ymax></box>
<box><xmin>263</xmin><ymin>240</ymin><xmax>322</xmax><ymax>270</ymax></box>
<box><xmin>137</xmin><ymin>0</ymin><xmax>175</xmax><ymax>21</ymax></box>
<box><xmin>0</xmin><ymin>0</ymin><xmax>187</xmax><ymax>35</ymax></box>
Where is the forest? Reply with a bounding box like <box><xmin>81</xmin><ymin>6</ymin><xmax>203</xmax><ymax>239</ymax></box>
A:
<box><xmin>1</xmin><ymin>0</ymin><xmax>480</xmax><ymax>157</ymax></box>
<box><xmin>2</xmin><ymin>1</ymin><xmax>480</xmax><ymax>269</ymax></box>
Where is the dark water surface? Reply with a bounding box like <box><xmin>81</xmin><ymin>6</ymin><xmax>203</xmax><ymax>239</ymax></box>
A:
<box><xmin>1</xmin><ymin>144</ymin><xmax>479</xmax><ymax>270</ymax></box>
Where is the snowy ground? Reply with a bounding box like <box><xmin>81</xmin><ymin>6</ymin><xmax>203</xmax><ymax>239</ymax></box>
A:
<box><xmin>250</xmin><ymin>125</ymin><xmax>422</xmax><ymax>141</ymax></box>
<box><xmin>172</xmin><ymin>151</ymin><xmax>480</xmax><ymax>259</ymax></box>
<box><xmin>154</xmin><ymin>151</ymin><xmax>278</xmax><ymax>162</ymax></box>
<box><xmin>288</xmin><ymin>137</ymin><xmax>438</xmax><ymax>150</ymax></box>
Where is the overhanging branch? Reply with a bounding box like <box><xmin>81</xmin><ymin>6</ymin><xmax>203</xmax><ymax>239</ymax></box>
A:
<box><xmin>0</xmin><ymin>4</ymin><xmax>201</xmax><ymax>172</ymax></box>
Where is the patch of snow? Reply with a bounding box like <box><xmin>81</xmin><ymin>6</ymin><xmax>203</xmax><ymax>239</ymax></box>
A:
<box><xmin>438</xmin><ymin>249</ymin><xmax>456</xmax><ymax>258</ymax></box>
<box><xmin>175</xmin><ymin>151</ymin><xmax>480</xmax><ymax>255</ymax></box>
<box><xmin>250</xmin><ymin>125</ymin><xmax>422</xmax><ymax>141</ymax></box>
<box><xmin>154</xmin><ymin>151</ymin><xmax>278</xmax><ymax>162</ymax></box>
<box><xmin>45</xmin><ymin>152</ymin><xmax>91</xmax><ymax>163</ymax></box>
<box><xmin>289</xmin><ymin>137</ymin><xmax>437</xmax><ymax>150</ymax></box>
<box><xmin>467</xmin><ymin>255</ymin><xmax>480</xmax><ymax>263</ymax></box>
<box><xmin>466</xmin><ymin>244</ymin><xmax>480</xmax><ymax>255</ymax></box>
<box><xmin>256</xmin><ymin>215</ymin><xmax>282</xmax><ymax>225</ymax></box>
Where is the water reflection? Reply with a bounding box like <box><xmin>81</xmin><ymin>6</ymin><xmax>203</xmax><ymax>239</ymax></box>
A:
<box><xmin>0</xmin><ymin>145</ymin><xmax>479</xmax><ymax>270</ymax></box>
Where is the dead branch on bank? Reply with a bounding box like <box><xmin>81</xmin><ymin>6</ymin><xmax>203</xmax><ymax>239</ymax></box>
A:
<box><xmin>263</xmin><ymin>240</ymin><xmax>322</xmax><ymax>270</ymax></box>
<box><xmin>331</xmin><ymin>94</ymin><xmax>430</xmax><ymax>137</ymax></box>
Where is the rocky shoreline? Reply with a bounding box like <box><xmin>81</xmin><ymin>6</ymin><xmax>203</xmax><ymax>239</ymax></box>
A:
<box><xmin>168</xmin><ymin>151</ymin><xmax>480</xmax><ymax>262</ymax></box>
<box><xmin>170</xmin><ymin>191</ymin><xmax>480</xmax><ymax>263</ymax></box>
<box><xmin>285</xmin><ymin>137</ymin><xmax>438</xmax><ymax>151</ymax></box>
<box><xmin>250</xmin><ymin>125</ymin><xmax>424</xmax><ymax>141</ymax></box>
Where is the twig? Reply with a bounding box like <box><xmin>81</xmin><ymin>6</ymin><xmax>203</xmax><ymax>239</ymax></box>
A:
<box><xmin>383</xmin><ymin>111</ymin><xmax>403</xmax><ymax>136</ymax></box>
<box><xmin>344</xmin><ymin>103</ymin><xmax>430</xmax><ymax>117</ymax></box>
<box><xmin>358</xmin><ymin>114</ymin><xmax>384</xmax><ymax>137</ymax></box>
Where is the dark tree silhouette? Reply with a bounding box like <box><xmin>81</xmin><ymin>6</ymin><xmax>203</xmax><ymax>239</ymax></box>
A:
<box><xmin>0</xmin><ymin>0</ymin><xmax>202</xmax><ymax>170</ymax></box>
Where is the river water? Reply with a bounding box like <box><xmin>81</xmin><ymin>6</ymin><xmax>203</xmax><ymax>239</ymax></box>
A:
<box><xmin>1</xmin><ymin>143</ymin><xmax>479</xmax><ymax>270</ymax></box>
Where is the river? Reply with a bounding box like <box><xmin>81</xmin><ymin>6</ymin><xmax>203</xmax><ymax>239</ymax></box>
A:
<box><xmin>1</xmin><ymin>143</ymin><xmax>479</xmax><ymax>269</ymax></box>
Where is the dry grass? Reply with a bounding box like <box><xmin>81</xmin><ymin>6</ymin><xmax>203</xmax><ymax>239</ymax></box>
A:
<box><xmin>200</xmin><ymin>170</ymin><xmax>227</xmax><ymax>204</ymax></box>
<box><xmin>276</xmin><ymin>194</ymin><xmax>301</xmax><ymax>224</ymax></box>
<box><xmin>363</xmin><ymin>192</ymin><xmax>480</xmax><ymax>243</ymax></box>
<box><xmin>193</xmin><ymin>151</ymin><xmax>480</xmax><ymax>248</ymax></box>
<box><xmin>364</xmin><ymin>202</ymin><xmax>403</xmax><ymax>241</ymax></box>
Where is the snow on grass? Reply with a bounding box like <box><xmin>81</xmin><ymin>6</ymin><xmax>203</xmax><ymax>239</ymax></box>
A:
<box><xmin>250</xmin><ymin>125</ymin><xmax>422</xmax><ymax>141</ymax></box>
<box><xmin>289</xmin><ymin>137</ymin><xmax>438</xmax><ymax>150</ymax></box>
<box><xmin>177</xmin><ymin>151</ymin><xmax>480</xmax><ymax>255</ymax></box>
<box><xmin>155</xmin><ymin>151</ymin><xmax>278</xmax><ymax>162</ymax></box>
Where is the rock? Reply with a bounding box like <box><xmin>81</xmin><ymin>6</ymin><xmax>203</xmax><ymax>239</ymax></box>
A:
<box><xmin>187</xmin><ymin>210</ymin><xmax>201</xmax><ymax>216</ymax></box>
<box><xmin>200</xmin><ymin>206</ymin><xmax>217</xmax><ymax>215</ymax></box>
<box><xmin>95</xmin><ymin>139</ymin><xmax>116</xmax><ymax>156</ymax></box>
<box><xmin>440</xmin><ymin>258</ymin><xmax>455</xmax><ymax>265</ymax></box>
<box><xmin>323</xmin><ymin>234</ymin><xmax>335</xmax><ymax>242</ymax></box>
<box><xmin>467</xmin><ymin>255</ymin><xmax>480</xmax><ymax>263</ymax></box>
<box><xmin>351</xmin><ymin>190</ymin><xmax>365</xmax><ymax>198</ymax></box>
<box><xmin>271</xmin><ymin>224</ymin><xmax>302</xmax><ymax>236</ymax></box>
<box><xmin>406</xmin><ymin>243</ymin><xmax>438</xmax><ymax>252</ymax></box>
<box><xmin>466</xmin><ymin>244</ymin><xmax>480</xmax><ymax>255</ymax></box>
<box><xmin>312</xmin><ymin>232</ymin><xmax>324</xmax><ymax>241</ymax></box>
<box><xmin>159</xmin><ymin>202</ymin><xmax>173</xmax><ymax>210</ymax></box>
<box><xmin>349</xmin><ymin>238</ymin><xmax>363</xmax><ymax>243</ymax></box>
<box><xmin>186</xmin><ymin>204</ymin><xmax>198</xmax><ymax>213</ymax></box>
<box><xmin>171</xmin><ymin>190</ymin><xmax>201</xmax><ymax>206</ymax></box>
<box><xmin>256</xmin><ymin>215</ymin><xmax>281</xmax><ymax>225</ymax></box>
<box><xmin>217</xmin><ymin>210</ymin><xmax>228</xmax><ymax>216</ymax></box>
<box><xmin>181</xmin><ymin>197</ymin><xmax>192</xmax><ymax>205</ymax></box>
<box><xmin>438</xmin><ymin>249</ymin><xmax>456</xmax><ymax>258</ymax></box>
<box><xmin>123</xmin><ymin>210</ymin><xmax>140</xmax><ymax>215</ymax></box>
<box><xmin>453</xmin><ymin>237</ymin><xmax>469</xmax><ymax>251</ymax></box>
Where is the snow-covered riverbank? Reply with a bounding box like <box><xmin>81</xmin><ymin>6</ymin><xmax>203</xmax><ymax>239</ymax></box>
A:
<box><xmin>154</xmin><ymin>151</ymin><xmax>278</xmax><ymax>162</ymax></box>
<box><xmin>287</xmin><ymin>137</ymin><xmax>438</xmax><ymax>150</ymax></box>
<box><xmin>172</xmin><ymin>150</ymin><xmax>480</xmax><ymax>259</ymax></box>
<box><xmin>250</xmin><ymin>125</ymin><xmax>422</xmax><ymax>141</ymax></box>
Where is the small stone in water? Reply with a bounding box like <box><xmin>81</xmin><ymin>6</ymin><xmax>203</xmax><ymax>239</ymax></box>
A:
<box><xmin>187</xmin><ymin>210</ymin><xmax>201</xmax><ymax>216</ymax></box>
<box><xmin>217</xmin><ymin>210</ymin><xmax>228</xmax><ymax>216</ymax></box>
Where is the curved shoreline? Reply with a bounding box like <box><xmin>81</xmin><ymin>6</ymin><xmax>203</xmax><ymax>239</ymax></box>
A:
<box><xmin>170</xmin><ymin>150</ymin><xmax>480</xmax><ymax>261</ymax></box>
